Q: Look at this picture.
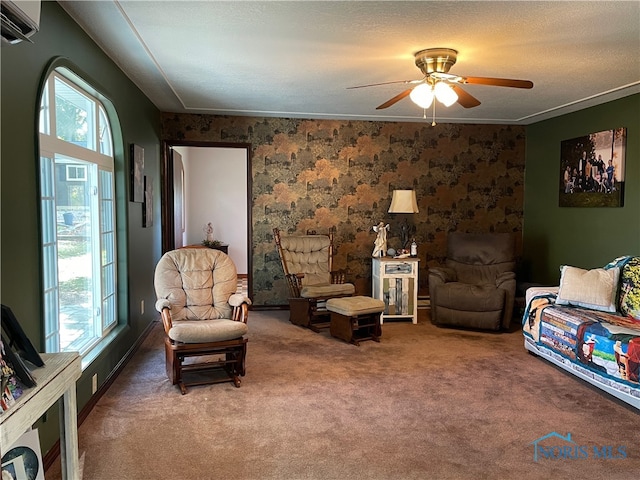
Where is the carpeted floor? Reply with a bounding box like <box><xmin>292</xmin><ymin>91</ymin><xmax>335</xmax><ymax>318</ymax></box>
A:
<box><xmin>47</xmin><ymin>310</ymin><xmax>639</xmax><ymax>480</ymax></box>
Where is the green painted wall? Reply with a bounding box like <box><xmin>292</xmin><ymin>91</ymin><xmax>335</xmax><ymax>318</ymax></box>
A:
<box><xmin>523</xmin><ymin>94</ymin><xmax>640</xmax><ymax>285</ymax></box>
<box><xmin>1</xmin><ymin>2</ymin><xmax>161</xmax><ymax>454</ymax></box>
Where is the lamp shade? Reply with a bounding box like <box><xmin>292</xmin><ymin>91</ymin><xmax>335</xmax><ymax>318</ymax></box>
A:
<box><xmin>388</xmin><ymin>190</ymin><xmax>419</xmax><ymax>213</ymax></box>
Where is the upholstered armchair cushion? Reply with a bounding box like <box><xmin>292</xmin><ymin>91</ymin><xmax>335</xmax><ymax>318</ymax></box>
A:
<box><xmin>445</xmin><ymin>233</ymin><xmax>516</xmax><ymax>284</ymax></box>
<box><xmin>168</xmin><ymin>319</ymin><xmax>248</xmax><ymax>343</ymax></box>
<box><xmin>155</xmin><ymin>248</ymin><xmax>237</xmax><ymax>321</ymax></box>
<box><xmin>433</xmin><ymin>283</ymin><xmax>506</xmax><ymax>330</ymax></box>
<box><xmin>436</xmin><ymin>283</ymin><xmax>506</xmax><ymax>312</ymax></box>
<box><xmin>301</xmin><ymin>283</ymin><xmax>355</xmax><ymax>298</ymax></box>
<box><xmin>278</xmin><ymin>235</ymin><xmax>333</xmax><ymax>286</ymax></box>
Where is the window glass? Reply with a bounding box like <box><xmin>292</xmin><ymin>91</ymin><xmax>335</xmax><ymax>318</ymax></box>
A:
<box><xmin>98</xmin><ymin>105</ymin><xmax>113</xmax><ymax>156</ymax></box>
<box><xmin>54</xmin><ymin>76</ymin><xmax>95</xmax><ymax>150</ymax></box>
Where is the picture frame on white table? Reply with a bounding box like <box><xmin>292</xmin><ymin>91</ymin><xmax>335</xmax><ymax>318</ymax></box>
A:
<box><xmin>1</xmin><ymin>428</ymin><xmax>45</xmax><ymax>480</ymax></box>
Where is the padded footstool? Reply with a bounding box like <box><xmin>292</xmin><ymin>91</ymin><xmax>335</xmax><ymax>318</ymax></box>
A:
<box><xmin>326</xmin><ymin>296</ymin><xmax>385</xmax><ymax>346</ymax></box>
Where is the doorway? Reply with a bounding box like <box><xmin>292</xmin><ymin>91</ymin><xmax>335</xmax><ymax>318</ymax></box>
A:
<box><xmin>161</xmin><ymin>141</ymin><xmax>252</xmax><ymax>298</ymax></box>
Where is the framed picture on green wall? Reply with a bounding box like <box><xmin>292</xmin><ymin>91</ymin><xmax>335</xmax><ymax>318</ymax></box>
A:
<box><xmin>130</xmin><ymin>144</ymin><xmax>144</xmax><ymax>203</ymax></box>
<box><xmin>143</xmin><ymin>176</ymin><xmax>153</xmax><ymax>227</ymax></box>
<box><xmin>559</xmin><ymin>127</ymin><xmax>626</xmax><ymax>207</ymax></box>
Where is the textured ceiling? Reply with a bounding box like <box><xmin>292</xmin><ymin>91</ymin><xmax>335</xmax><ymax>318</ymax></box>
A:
<box><xmin>60</xmin><ymin>1</ymin><xmax>640</xmax><ymax>125</ymax></box>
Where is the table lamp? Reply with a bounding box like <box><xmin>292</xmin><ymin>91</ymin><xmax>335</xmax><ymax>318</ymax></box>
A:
<box><xmin>388</xmin><ymin>189</ymin><xmax>419</xmax><ymax>250</ymax></box>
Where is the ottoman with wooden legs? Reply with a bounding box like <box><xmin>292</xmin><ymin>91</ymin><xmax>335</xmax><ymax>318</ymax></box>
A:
<box><xmin>326</xmin><ymin>296</ymin><xmax>385</xmax><ymax>346</ymax></box>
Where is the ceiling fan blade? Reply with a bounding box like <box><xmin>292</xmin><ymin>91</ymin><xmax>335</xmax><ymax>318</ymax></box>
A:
<box><xmin>347</xmin><ymin>79</ymin><xmax>421</xmax><ymax>89</ymax></box>
<box><xmin>376</xmin><ymin>88</ymin><xmax>413</xmax><ymax>109</ymax></box>
<box><xmin>462</xmin><ymin>76</ymin><xmax>534</xmax><ymax>89</ymax></box>
<box><xmin>450</xmin><ymin>85</ymin><xmax>481</xmax><ymax>108</ymax></box>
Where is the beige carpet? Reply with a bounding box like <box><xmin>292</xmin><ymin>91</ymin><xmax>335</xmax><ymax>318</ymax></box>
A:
<box><xmin>47</xmin><ymin>310</ymin><xmax>639</xmax><ymax>480</ymax></box>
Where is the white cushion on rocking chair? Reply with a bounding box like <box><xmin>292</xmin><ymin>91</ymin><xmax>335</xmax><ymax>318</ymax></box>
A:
<box><xmin>168</xmin><ymin>318</ymin><xmax>248</xmax><ymax>344</ymax></box>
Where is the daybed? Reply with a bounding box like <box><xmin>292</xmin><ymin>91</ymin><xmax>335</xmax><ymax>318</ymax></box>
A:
<box><xmin>522</xmin><ymin>256</ymin><xmax>640</xmax><ymax>410</ymax></box>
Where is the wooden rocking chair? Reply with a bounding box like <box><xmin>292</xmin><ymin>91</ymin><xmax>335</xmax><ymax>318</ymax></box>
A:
<box><xmin>273</xmin><ymin>227</ymin><xmax>355</xmax><ymax>331</ymax></box>
<box><xmin>154</xmin><ymin>248</ymin><xmax>251</xmax><ymax>393</ymax></box>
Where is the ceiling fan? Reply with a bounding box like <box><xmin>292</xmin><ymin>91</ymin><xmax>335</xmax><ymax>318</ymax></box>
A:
<box><xmin>349</xmin><ymin>48</ymin><xmax>533</xmax><ymax>122</ymax></box>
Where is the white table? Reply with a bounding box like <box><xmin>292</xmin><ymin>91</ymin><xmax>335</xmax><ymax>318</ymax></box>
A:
<box><xmin>372</xmin><ymin>256</ymin><xmax>419</xmax><ymax>324</ymax></box>
<box><xmin>1</xmin><ymin>352</ymin><xmax>81</xmax><ymax>480</ymax></box>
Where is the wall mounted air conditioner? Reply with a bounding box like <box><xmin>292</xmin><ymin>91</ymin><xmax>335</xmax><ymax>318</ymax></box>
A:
<box><xmin>1</xmin><ymin>0</ymin><xmax>40</xmax><ymax>44</ymax></box>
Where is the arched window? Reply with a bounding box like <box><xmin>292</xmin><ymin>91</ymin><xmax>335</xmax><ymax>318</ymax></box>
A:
<box><xmin>39</xmin><ymin>67</ymin><xmax>118</xmax><ymax>357</ymax></box>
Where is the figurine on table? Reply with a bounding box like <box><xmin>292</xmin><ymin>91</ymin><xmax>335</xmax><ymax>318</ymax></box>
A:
<box><xmin>204</xmin><ymin>222</ymin><xmax>215</xmax><ymax>242</ymax></box>
<box><xmin>372</xmin><ymin>222</ymin><xmax>390</xmax><ymax>257</ymax></box>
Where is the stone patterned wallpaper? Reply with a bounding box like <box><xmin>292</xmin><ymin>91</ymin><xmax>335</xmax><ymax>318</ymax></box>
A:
<box><xmin>161</xmin><ymin>114</ymin><xmax>525</xmax><ymax>306</ymax></box>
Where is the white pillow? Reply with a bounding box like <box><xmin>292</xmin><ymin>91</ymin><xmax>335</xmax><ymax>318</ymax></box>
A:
<box><xmin>555</xmin><ymin>265</ymin><xmax>619</xmax><ymax>313</ymax></box>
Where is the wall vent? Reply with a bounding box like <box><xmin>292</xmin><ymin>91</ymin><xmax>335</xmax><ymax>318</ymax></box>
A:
<box><xmin>1</xmin><ymin>0</ymin><xmax>40</xmax><ymax>44</ymax></box>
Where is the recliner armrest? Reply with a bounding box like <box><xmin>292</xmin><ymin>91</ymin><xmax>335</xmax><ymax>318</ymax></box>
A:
<box><xmin>495</xmin><ymin>271</ymin><xmax>516</xmax><ymax>288</ymax></box>
<box><xmin>229</xmin><ymin>293</ymin><xmax>252</xmax><ymax>307</ymax></box>
<box><xmin>495</xmin><ymin>271</ymin><xmax>516</xmax><ymax>330</ymax></box>
<box><xmin>428</xmin><ymin>267</ymin><xmax>457</xmax><ymax>283</ymax></box>
<box><xmin>155</xmin><ymin>298</ymin><xmax>172</xmax><ymax>312</ymax></box>
<box><xmin>229</xmin><ymin>294</ymin><xmax>251</xmax><ymax>324</ymax></box>
<box><xmin>428</xmin><ymin>267</ymin><xmax>456</xmax><ymax>325</ymax></box>
<box><xmin>157</xmin><ymin>304</ymin><xmax>173</xmax><ymax>334</ymax></box>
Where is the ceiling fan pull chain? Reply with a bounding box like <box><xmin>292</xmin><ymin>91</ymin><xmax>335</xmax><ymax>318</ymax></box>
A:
<box><xmin>432</xmin><ymin>99</ymin><xmax>437</xmax><ymax>126</ymax></box>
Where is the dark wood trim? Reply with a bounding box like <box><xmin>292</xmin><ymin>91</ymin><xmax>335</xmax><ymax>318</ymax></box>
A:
<box><xmin>252</xmin><ymin>305</ymin><xmax>289</xmax><ymax>311</ymax></box>
<box><xmin>43</xmin><ymin>320</ymin><xmax>159</xmax><ymax>473</ymax></box>
<box><xmin>161</xmin><ymin>140</ymin><xmax>253</xmax><ymax>300</ymax></box>
<box><xmin>161</xmin><ymin>142</ymin><xmax>174</xmax><ymax>254</ymax></box>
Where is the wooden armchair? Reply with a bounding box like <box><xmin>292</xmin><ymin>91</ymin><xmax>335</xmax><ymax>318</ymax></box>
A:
<box><xmin>273</xmin><ymin>227</ymin><xmax>355</xmax><ymax>331</ymax></box>
<box><xmin>154</xmin><ymin>248</ymin><xmax>251</xmax><ymax>394</ymax></box>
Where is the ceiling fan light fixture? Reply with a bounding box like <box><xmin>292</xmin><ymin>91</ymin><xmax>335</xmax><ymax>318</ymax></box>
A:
<box><xmin>409</xmin><ymin>83</ymin><xmax>434</xmax><ymax>109</ymax></box>
<box><xmin>414</xmin><ymin>48</ymin><xmax>458</xmax><ymax>74</ymax></box>
<box><xmin>358</xmin><ymin>47</ymin><xmax>532</xmax><ymax>113</ymax></box>
<box><xmin>434</xmin><ymin>82</ymin><xmax>458</xmax><ymax>107</ymax></box>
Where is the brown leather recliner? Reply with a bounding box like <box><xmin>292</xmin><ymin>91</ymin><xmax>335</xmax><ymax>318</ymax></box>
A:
<box><xmin>428</xmin><ymin>233</ymin><xmax>516</xmax><ymax>331</ymax></box>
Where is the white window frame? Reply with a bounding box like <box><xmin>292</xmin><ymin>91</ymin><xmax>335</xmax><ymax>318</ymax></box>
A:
<box><xmin>39</xmin><ymin>68</ymin><xmax>118</xmax><ymax>359</ymax></box>
<box><xmin>65</xmin><ymin>164</ymin><xmax>87</xmax><ymax>181</ymax></box>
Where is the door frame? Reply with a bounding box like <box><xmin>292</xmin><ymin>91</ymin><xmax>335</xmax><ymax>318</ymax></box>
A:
<box><xmin>161</xmin><ymin>140</ymin><xmax>252</xmax><ymax>298</ymax></box>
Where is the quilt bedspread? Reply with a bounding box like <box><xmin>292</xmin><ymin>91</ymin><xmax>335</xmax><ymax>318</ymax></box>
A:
<box><xmin>523</xmin><ymin>294</ymin><xmax>640</xmax><ymax>402</ymax></box>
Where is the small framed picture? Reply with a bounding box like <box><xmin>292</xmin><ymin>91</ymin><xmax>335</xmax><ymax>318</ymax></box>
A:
<box><xmin>1</xmin><ymin>305</ymin><xmax>44</xmax><ymax>368</ymax></box>
<box><xmin>143</xmin><ymin>176</ymin><xmax>153</xmax><ymax>227</ymax></box>
<box><xmin>130</xmin><ymin>144</ymin><xmax>144</xmax><ymax>203</ymax></box>
<box><xmin>1</xmin><ymin>429</ymin><xmax>45</xmax><ymax>480</ymax></box>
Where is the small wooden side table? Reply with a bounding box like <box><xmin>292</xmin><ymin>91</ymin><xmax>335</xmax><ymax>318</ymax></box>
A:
<box><xmin>183</xmin><ymin>244</ymin><xmax>229</xmax><ymax>254</ymax></box>
<box><xmin>213</xmin><ymin>244</ymin><xmax>229</xmax><ymax>254</ymax></box>
<box><xmin>372</xmin><ymin>256</ymin><xmax>419</xmax><ymax>324</ymax></box>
